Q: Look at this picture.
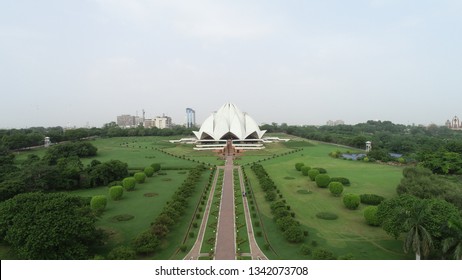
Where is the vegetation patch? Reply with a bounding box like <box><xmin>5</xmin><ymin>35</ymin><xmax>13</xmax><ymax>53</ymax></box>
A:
<box><xmin>315</xmin><ymin>212</ymin><xmax>339</xmax><ymax>220</ymax></box>
<box><xmin>296</xmin><ymin>190</ymin><xmax>312</xmax><ymax>194</ymax></box>
<box><xmin>144</xmin><ymin>192</ymin><xmax>159</xmax><ymax>197</ymax></box>
<box><xmin>162</xmin><ymin>178</ymin><xmax>172</xmax><ymax>181</ymax></box>
<box><xmin>284</xmin><ymin>176</ymin><xmax>295</xmax><ymax>180</ymax></box>
<box><xmin>177</xmin><ymin>171</ymin><xmax>187</xmax><ymax>174</ymax></box>
<box><xmin>111</xmin><ymin>214</ymin><xmax>135</xmax><ymax>222</ymax></box>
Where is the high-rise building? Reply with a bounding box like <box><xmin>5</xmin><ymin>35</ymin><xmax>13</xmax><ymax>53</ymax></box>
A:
<box><xmin>117</xmin><ymin>115</ymin><xmax>135</xmax><ymax>127</ymax></box>
<box><xmin>154</xmin><ymin>114</ymin><xmax>172</xmax><ymax>129</ymax></box>
<box><xmin>186</xmin><ymin>108</ymin><xmax>196</xmax><ymax>128</ymax></box>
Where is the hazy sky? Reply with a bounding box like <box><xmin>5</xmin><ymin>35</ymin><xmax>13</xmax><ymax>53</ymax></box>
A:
<box><xmin>1</xmin><ymin>0</ymin><xmax>461</xmax><ymax>128</ymax></box>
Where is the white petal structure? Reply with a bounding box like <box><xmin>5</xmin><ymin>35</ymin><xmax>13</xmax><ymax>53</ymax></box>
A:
<box><xmin>193</xmin><ymin>103</ymin><xmax>266</xmax><ymax>140</ymax></box>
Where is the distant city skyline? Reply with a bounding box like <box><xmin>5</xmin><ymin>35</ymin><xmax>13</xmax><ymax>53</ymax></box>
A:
<box><xmin>1</xmin><ymin>1</ymin><xmax>462</xmax><ymax>128</ymax></box>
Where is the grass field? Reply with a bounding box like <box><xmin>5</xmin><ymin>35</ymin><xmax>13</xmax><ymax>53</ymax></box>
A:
<box><xmin>10</xmin><ymin>134</ymin><xmax>412</xmax><ymax>259</ymax></box>
<box><xmin>247</xmin><ymin>139</ymin><xmax>411</xmax><ymax>259</ymax></box>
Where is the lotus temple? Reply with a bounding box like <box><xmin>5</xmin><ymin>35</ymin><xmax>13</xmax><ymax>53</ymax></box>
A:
<box><xmin>171</xmin><ymin>103</ymin><xmax>288</xmax><ymax>151</ymax></box>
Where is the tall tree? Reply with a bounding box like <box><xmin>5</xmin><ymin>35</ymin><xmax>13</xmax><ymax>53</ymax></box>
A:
<box><xmin>402</xmin><ymin>200</ymin><xmax>433</xmax><ymax>260</ymax></box>
<box><xmin>442</xmin><ymin>219</ymin><xmax>462</xmax><ymax>260</ymax></box>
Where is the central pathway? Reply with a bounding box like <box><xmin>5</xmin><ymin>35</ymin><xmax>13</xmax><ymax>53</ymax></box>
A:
<box><xmin>214</xmin><ymin>155</ymin><xmax>236</xmax><ymax>260</ymax></box>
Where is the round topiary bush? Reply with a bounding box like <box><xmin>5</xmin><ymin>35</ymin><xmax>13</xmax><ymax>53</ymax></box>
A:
<box><xmin>109</xmin><ymin>185</ymin><xmax>124</xmax><ymax>201</ymax></box>
<box><xmin>328</xmin><ymin>182</ymin><xmax>344</xmax><ymax>196</ymax></box>
<box><xmin>301</xmin><ymin>166</ymin><xmax>311</xmax><ymax>176</ymax></box>
<box><xmin>295</xmin><ymin>163</ymin><xmax>305</xmax><ymax>171</ymax></box>
<box><xmin>122</xmin><ymin>177</ymin><xmax>136</xmax><ymax>191</ymax></box>
<box><xmin>90</xmin><ymin>195</ymin><xmax>107</xmax><ymax>214</ymax></box>
<box><xmin>363</xmin><ymin>206</ymin><xmax>380</xmax><ymax>226</ymax></box>
<box><xmin>315</xmin><ymin>174</ymin><xmax>331</xmax><ymax>188</ymax></box>
<box><xmin>343</xmin><ymin>194</ymin><xmax>360</xmax><ymax>210</ymax></box>
<box><xmin>360</xmin><ymin>194</ymin><xmax>385</xmax><ymax>205</ymax></box>
<box><xmin>308</xmin><ymin>169</ymin><xmax>320</xmax><ymax>181</ymax></box>
<box><xmin>134</xmin><ymin>172</ymin><xmax>147</xmax><ymax>183</ymax></box>
<box><xmin>151</xmin><ymin>163</ymin><xmax>161</xmax><ymax>172</ymax></box>
<box><xmin>144</xmin><ymin>166</ymin><xmax>155</xmax><ymax>177</ymax></box>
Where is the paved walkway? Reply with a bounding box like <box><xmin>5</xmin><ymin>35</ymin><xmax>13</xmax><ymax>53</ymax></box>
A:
<box><xmin>185</xmin><ymin>155</ymin><xmax>267</xmax><ymax>260</ymax></box>
<box><xmin>215</xmin><ymin>156</ymin><xmax>236</xmax><ymax>260</ymax></box>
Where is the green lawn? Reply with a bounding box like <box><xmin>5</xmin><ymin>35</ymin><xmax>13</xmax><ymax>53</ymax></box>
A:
<box><xmin>248</xmin><ymin>140</ymin><xmax>412</xmax><ymax>260</ymax></box>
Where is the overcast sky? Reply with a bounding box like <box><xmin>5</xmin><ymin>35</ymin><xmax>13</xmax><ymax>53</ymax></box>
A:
<box><xmin>1</xmin><ymin>0</ymin><xmax>461</xmax><ymax>128</ymax></box>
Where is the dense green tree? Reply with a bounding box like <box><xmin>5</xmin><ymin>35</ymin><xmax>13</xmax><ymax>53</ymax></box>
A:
<box><xmin>283</xmin><ymin>225</ymin><xmax>305</xmax><ymax>243</ymax></box>
<box><xmin>442</xmin><ymin>218</ymin><xmax>462</xmax><ymax>260</ymax></box>
<box><xmin>301</xmin><ymin>166</ymin><xmax>311</xmax><ymax>176</ymax></box>
<box><xmin>402</xmin><ymin>200</ymin><xmax>433</xmax><ymax>260</ymax></box>
<box><xmin>132</xmin><ymin>230</ymin><xmax>160</xmax><ymax>255</ymax></box>
<box><xmin>144</xmin><ymin>166</ymin><xmax>155</xmax><ymax>177</ymax></box>
<box><xmin>90</xmin><ymin>195</ymin><xmax>107</xmax><ymax>214</ymax></box>
<box><xmin>122</xmin><ymin>177</ymin><xmax>136</xmax><ymax>191</ymax></box>
<box><xmin>295</xmin><ymin>163</ymin><xmax>304</xmax><ymax>171</ymax></box>
<box><xmin>0</xmin><ymin>192</ymin><xmax>102</xmax><ymax>259</ymax></box>
<box><xmin>307</xmin><ymin>169</ymin><xmax>320</xmax><ymax>181</ymax></box>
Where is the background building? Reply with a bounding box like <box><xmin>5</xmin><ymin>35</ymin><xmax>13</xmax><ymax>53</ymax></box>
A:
<box><xmin>117</xmin><ymin>115</ymin><xmax>135</xmax><ymax>127</ymax></box>
<box><xmin>446</xmin><ymin>116</ymin><xmax>462</xmax><ymax>130</ymax></box>
<box><xmin>186</xmin><ymin>108</ymin><xmax>196</xmax><ymax>128</ymax></box>
<box><xmin>154</xmin><ymin>114</ymin><xmax>172</xmax><ymax>129</ymax></box>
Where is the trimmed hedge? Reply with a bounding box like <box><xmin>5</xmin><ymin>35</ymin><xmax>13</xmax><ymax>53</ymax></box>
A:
<box><xmin>144</xmin><ymin>166</ymin><xmax>155</xmax><ymax>177</ymax></box>
<box><xmin>301</xmin><ymin>166</ymin><xmax>311</xmax><ymax>176</ymax></box>
<box><xmin>343</xmin><ymin>194</ymin><xmax>360</xmax><ymax>210</ymax></box>
<box><xmin>314</xmin><ymin>167</ymin><xmax>327</xmax><ymax>174</ymax></box>
<box><xmin>109</xmin><ymin>185</ymin><xmax>124</xmax><ymax>201</ymax></box>
<box><xmin>328</xmin><ymin>182</ymin><xmax>343</xmax><ymax>196</ymax></box>
<box><xmin>295</xmin><ymin>163</ymin><xmax>305</xmax><ymax>171</ymax></box>
<box><xmin>90</xmin><ymin>195</ymin><xmax>107</xmax><ymax>213</ymax></box>
<box><xmin>315</xmin><ymin>212</ymin><xmax>338</xmax><ymax>220</ymax></box>
<box><xmin>360</xmin><ymin>194</ymin><xmax>385</xmax><ymax>205</ymax></box>
<box><xmin>308</xmin><ymin>169</ymin><xmax>320</xmax><ymax>181</ymax></box>
<box><xmin>330</xmin><ymin>177</ymin><xmax>351</xmax><ymax>186</ymax></box>
<box><xmin>134</xmin><ymin>172</ymin><xmax>147</xmax><ymax>183</ymax></box>
<box><xmin>151</xmin><ymin>163</ymin><xmax>161</xmax><ymax>172</ymax></box>
<box><xmin>122</xmin><ymin>177</ymin><xmax>136</xmax><ymax>191</ymax></box>
<box><xmin>315</xmin><ymin>174</ymin><xmax>331</xmax><ymax>188</ymax></box>
<box><xmin>363</xmin><ymin>206</ymin><xmax>380</xmax><ymax>226</ymax></box>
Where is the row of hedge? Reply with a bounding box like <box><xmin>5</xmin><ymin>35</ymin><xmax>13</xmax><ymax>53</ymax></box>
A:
<box><xmin>131</xmin><ymin>164</ymin><xmax>207</xmax><ymax>255</ymax></box>
<box><xmin>251</xmin><ymin>164</ymin><xmax>306</xmax><ymax>243</ymax></box>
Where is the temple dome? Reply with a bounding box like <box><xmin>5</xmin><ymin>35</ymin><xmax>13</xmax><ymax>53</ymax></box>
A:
<box><xmin>193</xmin><ymin>103</ymin><xmax>266</xmax><ymax>141</ymax></box>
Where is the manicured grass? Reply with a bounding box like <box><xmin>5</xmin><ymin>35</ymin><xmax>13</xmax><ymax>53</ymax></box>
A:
<box><xmin>70</xmin><ymin>170</ymin><xmax>189</xmax><ymax>254</ymax></box>
<box><xmin>248</xmin><ymin>139</ymin><xmax>412</xmax><ymax>260</ymax></box>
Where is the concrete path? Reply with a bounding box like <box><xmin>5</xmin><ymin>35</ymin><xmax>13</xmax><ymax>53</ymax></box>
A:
<box><xmin>214</xmin><ymin>155</ymin><xmax>236</xmax><ymax>260</ymax></box>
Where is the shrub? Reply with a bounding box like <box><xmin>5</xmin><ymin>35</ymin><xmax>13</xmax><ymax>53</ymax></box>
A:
<box><xmin>301</xmin><ymin>166</ymin><xmax>311</xmax><ymax>176</ymax></box>
<box><xmin>265</xmin><ymin>191</ymin><xmax>277</xmax><ymax>201</ymax></box>
<box><xmin>313</xmin><ymin>249</ymin><xmax>337</xmax><ymax>260</ymax></box>
<box><xmin>122</xmin><ymin>177</ymin><xmax>136</xmax><ymax>191</ymax></box>
<box><xmin>314</xmin><ymin>167</ymin><xmax>327</xmax><ymax>174</ymax></box>
<box><xmin>107</xmin><ymin>246</ymin><xmax>136</xmax><ymax>260</ymax></box>
<box><xmin>330</xmin><ymin>177</ymin><xmax>351</xmax><ymax>186</ymax></box>
<box><xmin>132</xmin><ymin>230</ymin><xmax>160</xmax><ymax>255</ymax></box>
<box><xmin>363</xmin><ymin>206</ymin><xmax>380</xmax><ymax>226</ymax></box>
<box><xmin>343</xmin><ymin>194</ymin><xmax>360</xmax><ymax>210</ymax></box>
<box><xmin>283</xmin><ymin>226</ymin><xmax>305</xmax><ymax>243</ymax></box>
<box><xmin>276</xmin><ymin>216</ymin><xmax>298</xmax><ymax>230</ymax></box>
<box><xmin>308</xmin><ymin>169</ymin><xmax>320</xmax><ymax>181</ymax></box>
<box><xmin>90</xmin><ymin>195</ymin><xmax>107</xmax><ymax>213</ymax></box>
<box><xmin>180</xmin><ymin>244</ymin><xmax>188</xmax><ymax>252</ymax></box>
<box><xmin>300</xmin><ymin>244</ymin><xmax>312</xmax><ymax>255</ymax></box>
<box><xmin>151</xmin><ymin>163</ymin><xmax>161</xmax><ymax>172</ymax></box>
<box><xmin>328</xmin><ymin>182</ymin><xmax>344</xmax><ymax>196</ymax></box>
<box><xmin>315</xmin><ymin>212</ymin><xmax>338</xmax><ymax>220</ymax></box>
<box><xmin>134</xmin><ymin>172</ymin><xmax>147</xmax><ymax>183</ymax></box>
<box><xmin>360</xmin><ymin>194</ymin><xmax>385</xmax><ymax>205</ymax></box>
<box><xmin>144</xmin><ymin>166</ymin><xmax>155</xmax><ymax>177</ymax></box>
<box><xmin>295</xmin><ymin>163</ymin><xmax>305</xmax><ymax>171</ymax></box>
<box><xmin>315</xmin><ymin>174</ymin><xmax>331</xmax><ymax>188</ymax></box>
<box><xmin>109</xmin><ymin>185</ymin><xmax>124</xmax><ymax>201</ymax></box>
